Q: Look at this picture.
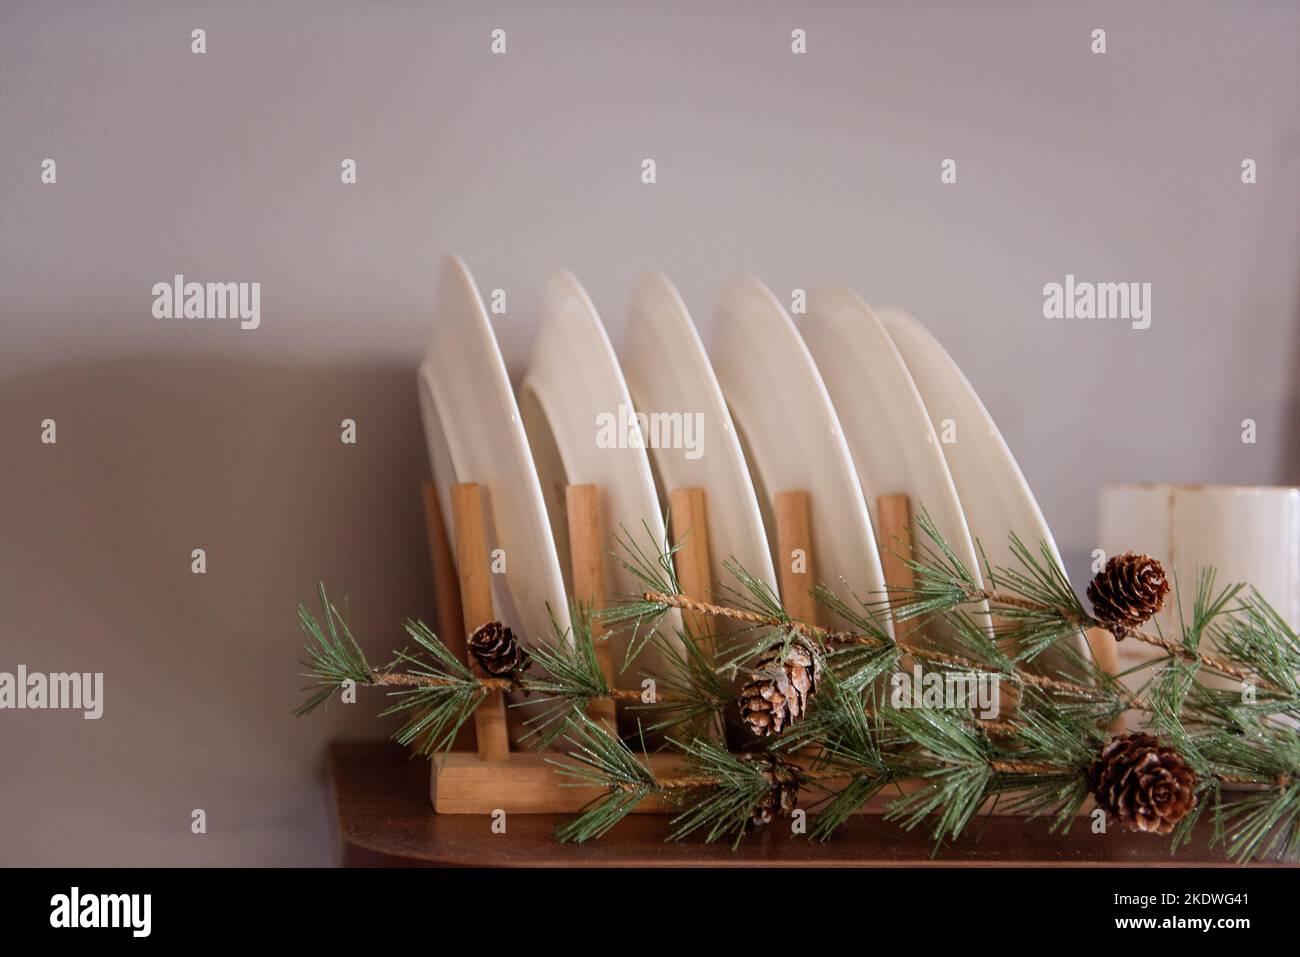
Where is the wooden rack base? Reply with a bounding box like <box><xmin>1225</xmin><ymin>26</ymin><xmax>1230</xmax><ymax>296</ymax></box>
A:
<box><xmin>429</xmin><ymin>751</ymin><xmax>1097</xmax><ymax>818</ymax></box>
<box><xmin>431</xmin><ymin>754</ymin><xmax>1102</xmax><ymax>816</ymax></box>
<box><xmin>432</xmin><ymin>751</ymin><xmax>683</xmax><ymax>814</ymax></box>
<box><xmin>335</xmin><ymin>741</ymin><xmax>1247</xmax><ymax>866</ymax></box>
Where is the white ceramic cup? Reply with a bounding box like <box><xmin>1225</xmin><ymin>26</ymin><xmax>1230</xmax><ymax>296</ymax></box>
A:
<box><xmin>1098</xmin><ymin>484</ymin><xmax>1300</xmax><ymax>677</ymax></box>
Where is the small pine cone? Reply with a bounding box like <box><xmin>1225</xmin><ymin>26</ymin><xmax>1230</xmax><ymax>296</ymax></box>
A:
<box><xmin>1087</xmin><ymin>732</ymin><xmax>1198</xmax><ymax>835</ymax></box>
<box><xmin>1087</xmin><ymin>552</ymin><xmax>1170</xmax><ymax>638</ymax></box>
<box><xmin>468</xmin><ymin>621</ymin><xmax>529</xmax><ymax>677</ymax></box>
<box><xmin>750</xmin><ymin>757</ymin><xmax>801</xmax><ymax>827</ymax></box>
<box><xmin>738</xmin><ymin>640</ymin><xmax>820</xmax><ymax>738</ymax></box>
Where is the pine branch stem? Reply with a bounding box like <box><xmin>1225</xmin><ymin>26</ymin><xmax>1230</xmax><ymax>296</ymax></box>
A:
<box><xmin>969</xmin><ymin>587</ymin><xmax>1281</xmax><ymax>693</ymax></box>
<box><xmin>644</xmin><ymin>590</ymin><xmax>1101</xmax><ymax>698</ymax></box>
<box><xmin>1122</xmin><ymin>629</ymin><xmax>1268</xmax><ymax>689</ymax></box>
<box><xmin>1218</xmin><ymin>772</ymin><xmax>1294</xmax><ymax>787</ymax></box>
<box><xmin>613</xmin><ymin>759</ymin><xmax>1065</xmax><ymax>794</ymax></box>
<box><xmin>367</xmin><ymin>669</ymin><xmax>685</xmax><ymax>703</ymax></box>
<box><xmin>369</xmin><ymin>671</ymin><xmax>513</xmax><ymax>691</ymax></box>
<box><xmin>612</xmin><ymin>758</ymin><xmax>1294</xmax><ymax>795</ymax></box>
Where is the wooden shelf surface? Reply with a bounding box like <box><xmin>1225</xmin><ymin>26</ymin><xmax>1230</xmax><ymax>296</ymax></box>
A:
<box><xmin>326</xmin><ymin>741</ymin><xmax>1283</xmax><ymax>868</ymax></box>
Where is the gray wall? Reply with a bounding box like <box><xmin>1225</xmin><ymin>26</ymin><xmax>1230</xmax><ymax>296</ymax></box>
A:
<box><xmin>1</xmin><ymin>1</ymin><xmax>1296</xmax><ymax>865</ymax></box>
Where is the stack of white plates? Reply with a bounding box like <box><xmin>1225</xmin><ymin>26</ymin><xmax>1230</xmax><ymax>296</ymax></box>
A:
<box><xmin>419</xmin><ymin>255</ymin><xmax>1091</xmax><ymax>740</ymax></box>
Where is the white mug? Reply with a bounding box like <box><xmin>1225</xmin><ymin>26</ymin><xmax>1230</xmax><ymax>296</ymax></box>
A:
<box><xmin>1098</xmin><ymin>484</ymin><xmax>1300</xmax><ymax>677</ymax></box>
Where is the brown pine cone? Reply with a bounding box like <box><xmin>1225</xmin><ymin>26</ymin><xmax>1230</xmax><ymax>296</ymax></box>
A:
<box><xmin>468</xmin><ymin>620</ymin><xmax>529</xmax><ymax>677</ymax></box>
<box><xmin>1087</xmin><ymin>732</ymin><xmax>1198</xmax><ymax>835</ymax></box>
<box><xmin>1086</xmin><ymin>552</ymin><xmax>1170</xmax><ymax>638</ymax></box>
<box><xmin>738</xmin><ymin>639</ymin><xmax>820</xmax><ymax>737</ymax></box>
<box><xmin>751</xmin><ymin>756</ymin><xmax>800</xmax><ymax>826</ymax></box>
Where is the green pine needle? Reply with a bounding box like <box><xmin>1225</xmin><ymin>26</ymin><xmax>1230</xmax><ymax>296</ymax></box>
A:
<box><xmin>519</xmin><ymin>603</ymin><xmax>613</xmax><ymax>749</ymax></box>
<box><xmin>629</xmin><ymin>629</ymin><xmax>731</xmax><ymax>739</ymax></box>
<box><xmin>551</xmin><ymin>713</ymin><xmax>657</xmax><ymax>843</ymax></box>
<box><xmin>379</xmin><ymin>618</ymin><xmax>483</xmax><ymax>756</ymax></box>
<box><xmin>294</xmin><ymin>584</ymin><xmax>375</xmax><ymax>716</ymax></box>
<box><xmin>667</xmin><ymin>739</ymin><xmax>776</xmax><ymax>848</ymax></box>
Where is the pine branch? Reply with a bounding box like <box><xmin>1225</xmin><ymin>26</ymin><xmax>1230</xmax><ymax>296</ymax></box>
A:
<box><xmin>645</xmin><ymin>587</ymin><xmax>1108</xmax><ymax>701</ymax></box>
<box><xmin>295</xmin><ymin>584</ymin><xmax>377</xmax><ymax>716</ymax></box>
<box><xmin>986</xmin><ymin>696</ymin><xmax>1101</xmax><ymax>830</ymax></box>
<box><xmin>666</xmin><ymin>740</ymin><xmax>791</xmax><ymax>848</ymax></box>
<box><xmin>898</xmin><ymin>515</ymin><xmax>1288</xmax><ymax>695</ymax></box>
<box><xmin>296</xmin><ymin>508</ymin><xmax>1300</xmax><ymax>862</ymax></box>
<box><xmin>551</xmin><ymin>714</ymin><xmax>658</xmax><ymax>843</ymax></box>
<box><xmin>1218</xmin><ymin>780</ymin><xmax>1300</xmax><ymax>863</ymax></box>
<box><xmin>627</xmin><ymin>629</ymin><xmax>732</xmax><ymax>739</ymax></box>
<box><xmin>294</xmin><ymin>587</ymin><xmax>494</xmax><ymax>754</ymax></box>
<box><xmin>518</xmin><ymin>603</ymin><xmax>615</xmax><ymax>748</ymax></box>
<box><xmin>379</xmin><ymin>619</ymin><xmax>490</xmax><ymax>755</ymax></box>
<box><xmin>1209</xmin><ymin>588</ymin><xmax>1300</xmax><ymax>708</ymax></box>
<box><xmin>714</xmin><ymin>556</ymin><xmax>793</xmax><ymax>623</ymax></box>
<box><xmin>297</xmin><ymin>586</ymin><xmax>708</xmax><ymax>754</ymax></box>
<box><xmin>595</xmin><ymin>520</ymin><xmax>686</xmax><ymax>663</ymax></box>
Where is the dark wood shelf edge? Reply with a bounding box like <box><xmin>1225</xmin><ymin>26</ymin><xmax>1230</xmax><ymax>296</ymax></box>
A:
<box><xmin>327</xmin><ymin>740</ymin><xmax>1283</xmax><ymax>868</ymax></box>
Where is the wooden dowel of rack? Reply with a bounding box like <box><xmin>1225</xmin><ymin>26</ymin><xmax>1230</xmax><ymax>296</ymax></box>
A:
<box><xmin>868</xmin><ymin>493</ymin><xmax>930</xmax><ymax>801</ymax></box>
<box><xmin>668</xmin><ymin>487</ymin><xmax>727</xmax><ymax>742</ymax></box>
<box><xmin>421</xmin><ymin>481</ymin><xmax>476</xmax><ymax>751</ymax></box>
<box><xmin>669</xmin><ymin>488</ymin><xmax>713</xmax><ymax>639</ymax></box>
<box><xmin>775</xmin><ymin>490</ymin><xmax>816</xmax><ymax>625</ymax></box>
<box><xmin>876</xmin><ymin>494</ymin><xmax>916</xmax><ymax>642</ymax></box>
<box><xmin>1088</xmin><ymin>625</ymin><xmax>1124</xmax><ymax>733</ymax></box>
<box><xmin>422</xmin><ymin>483</ymin><xmax>466</xmax><ymax>649</ymax></box>
<box><xmin>1086</xmin><ymin>626</ymin><xmax>1120</xmax><ymax>680</ymax></box>
<box><xmin>449</xmin><ymin>482</ymin><xmax>510</xmax><ymax>763</ymax></box>
<box><xmin>565</xmin><ymin>485</ymin><xmax>617</xmax><ymax>726</ymax></box>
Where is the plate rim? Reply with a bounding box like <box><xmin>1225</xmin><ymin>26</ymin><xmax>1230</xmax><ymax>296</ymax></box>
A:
<box><xmin>712</xmin><ymin>273</ymin><xmax>892</xmax><ymax>634</ymax></box>
<box><xmin>623</xmin><ymin>270</ymin><xmax>779</xmax><ymax>594</ymax></box>
<box><xmin>418</xmin><ymin>253</ymin><xmax>572</xmax><ymax>645</ymax></box>
<box><xmin>876</xmin><ymin>303</ymin><xmax>1087</xmax><ymax>661</ymax></box>
<box><xmin>520</xmin><ymin>268</ymin><xmax>685</xmax><ymax>667</ymax></box>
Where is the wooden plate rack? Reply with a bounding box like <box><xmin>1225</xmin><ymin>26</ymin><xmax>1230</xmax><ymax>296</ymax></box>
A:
<box><xmin>420</xmin><ymin>477</ymin><xmax>928</xmax><ymax>814</ymax></box>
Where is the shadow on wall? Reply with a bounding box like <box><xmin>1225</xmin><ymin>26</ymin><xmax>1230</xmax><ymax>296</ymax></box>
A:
<box><xmin>0</xmin><ymin>354</ymin><xmax>438</xmax><ymax>866</ymax></box>
<box><xmin>1284</xmin><ymin>276</ymin><xmax>1300</xmax><ymax>485</ymax></box>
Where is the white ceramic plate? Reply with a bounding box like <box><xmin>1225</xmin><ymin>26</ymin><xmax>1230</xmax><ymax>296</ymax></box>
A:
<box><xmin>622</xmin><ymin>272</ymin><xmax>778</xmax><ymax>605</ymax></box>
<box><xmin>712</xmin><ymin>276</ymin><xmax>891</xmax><ymax>633</ymax></box>
<box><xmin>417</xmin><ymin>255</ymin><xmax>571</xmax><ymax>653</ymax></box>
<box><xmin>802</xmin><ymin>285</ymin><xmax>991</xmax><ymax>634</ymax></box>
<box><xmin>519</xmin><ymin>270</ymin><xmax>684</xmax><ymax>692</ymax></box>
<box><xmin>877</xmin><ymin>305</ymin><xmax>1086</xmax><ymax>662</ymax></box>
